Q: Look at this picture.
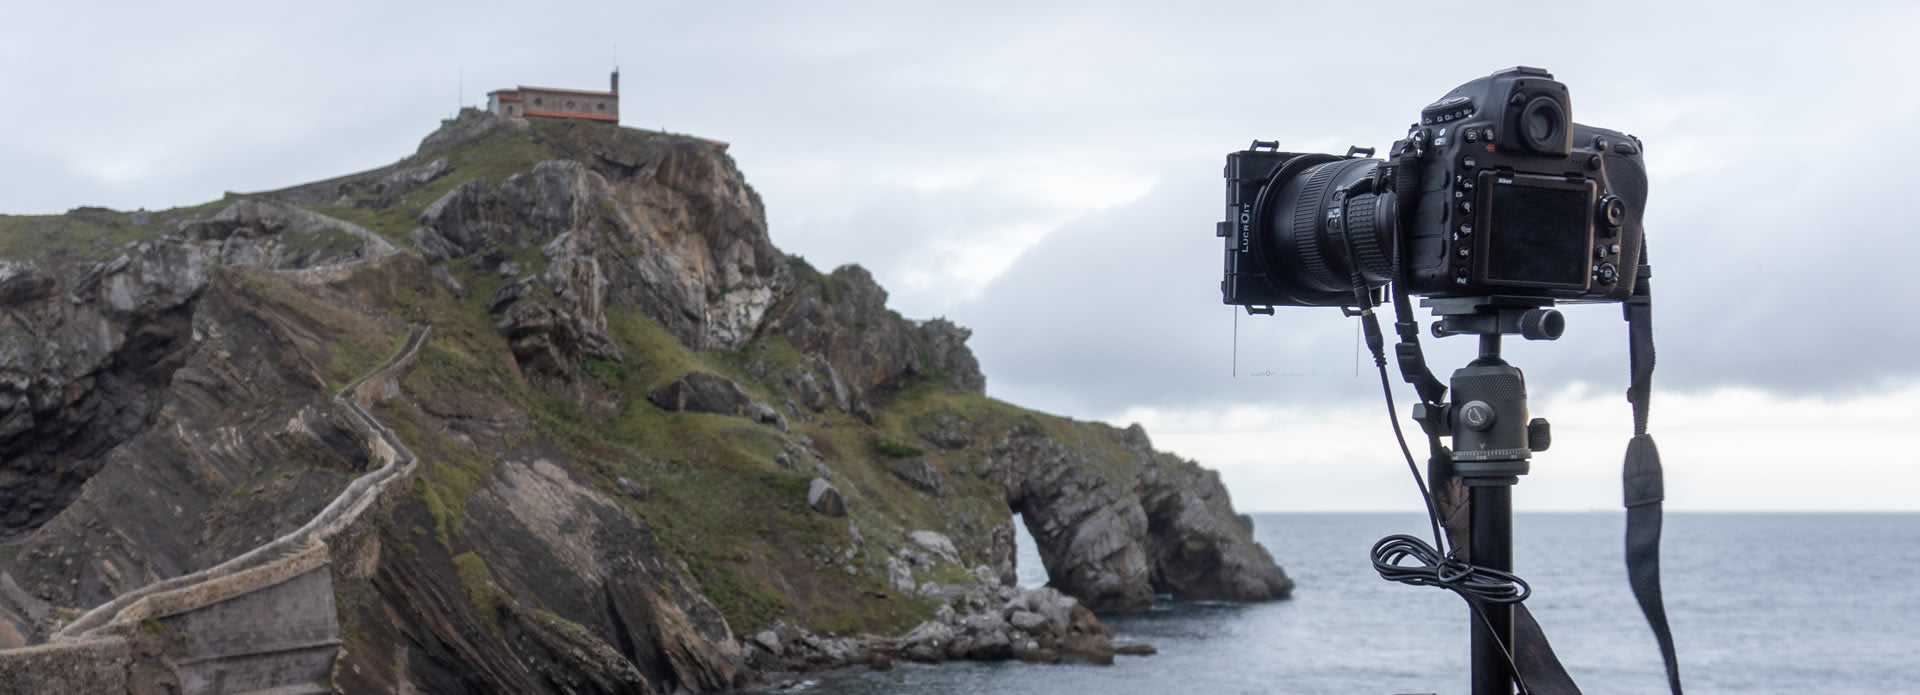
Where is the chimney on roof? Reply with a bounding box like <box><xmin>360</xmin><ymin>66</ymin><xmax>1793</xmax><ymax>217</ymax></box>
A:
<box><xmin>611</xmin><ymin>68</ymin><xmax>619</xmax><ymax>95</ymax></box>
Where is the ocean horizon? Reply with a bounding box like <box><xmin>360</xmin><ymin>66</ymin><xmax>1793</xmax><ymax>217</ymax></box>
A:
<box><xmin>752</xmin><ymin>511</ymin><xmax>1920</xmax><ymax>695</ymax></box>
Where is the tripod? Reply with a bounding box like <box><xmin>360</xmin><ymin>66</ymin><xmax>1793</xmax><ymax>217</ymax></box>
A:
<box><xmin>1411</xmin><ymin>296</ymin><xmax>1562</xmax><ymax>695</ymax></box>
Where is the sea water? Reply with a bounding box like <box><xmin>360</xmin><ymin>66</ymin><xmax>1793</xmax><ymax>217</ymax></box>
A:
<box><xmin>752</xmin><ymin>512</ymin><xmax>1920</xmax><ymax>695</ymax></box>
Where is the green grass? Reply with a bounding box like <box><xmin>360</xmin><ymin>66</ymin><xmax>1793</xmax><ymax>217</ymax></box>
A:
<box><xmin>301</xmin><ymin>124</ymin><xmax>555</xmax><ymax>244</ymax></box>
<box><xmin>416</xmin><ymin>477</ymin><xmax>455</xmax><ymax>549</ymax></box>
<box><xmin>868</xmin><ymin>437</ymin><xmax>924</xmax><ymax>458</ymax></box>
<box><xmin>453</xmin><ymin>552</ymin><xmax>504</xmax><ymax>639</ymax></box>
<box><xmin>283</xmin><ymin>223</ymin><xmax>364</xmax><ymax>259</ymax></box>
<box><xmin>0</xmin><ymin>201</ymin><xmax>225</xmax><ymax>263</ymax></box>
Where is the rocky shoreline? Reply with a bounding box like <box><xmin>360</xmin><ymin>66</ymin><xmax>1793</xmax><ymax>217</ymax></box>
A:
<box><xmin>740</xmin><ymin>566</ymin><xmax>1152</xmax><ymax>686</ymax></box>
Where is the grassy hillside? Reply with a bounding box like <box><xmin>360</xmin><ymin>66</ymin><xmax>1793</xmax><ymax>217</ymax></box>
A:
<box><xmin>4</xmin><ymin>115</ymin><xmax>1145</xmax><ymax>640</ymax></box>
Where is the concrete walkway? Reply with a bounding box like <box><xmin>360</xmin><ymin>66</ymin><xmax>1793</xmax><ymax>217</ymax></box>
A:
<box><xmin>0</xmin><ymin>320</ymin><xmax>431</xmax><ymax>694</ymax></box>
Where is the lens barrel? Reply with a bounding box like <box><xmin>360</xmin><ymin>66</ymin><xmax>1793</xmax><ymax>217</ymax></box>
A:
<box><xmin>1259</xmin><ymin>157</ymin><xmax>1396</xmax><ymax>306</ymax></box>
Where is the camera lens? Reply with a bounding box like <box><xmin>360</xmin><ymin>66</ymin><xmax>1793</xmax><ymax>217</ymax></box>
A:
<box><xmin>1519</xmin><ymin>96</ymin><xmax>1567</xmax><ymax>153</ymax></box>
<box><xmin>1259</xmin><ymin>157</ymin><xmax>1396</xmax><ymax>305</ymax></box>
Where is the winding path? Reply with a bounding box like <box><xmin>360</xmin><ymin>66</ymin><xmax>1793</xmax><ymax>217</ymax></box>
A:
<box><xmin>0</xmin><ymin>321</ymin><xmax>432</xmax><ymax>694</ymax></box>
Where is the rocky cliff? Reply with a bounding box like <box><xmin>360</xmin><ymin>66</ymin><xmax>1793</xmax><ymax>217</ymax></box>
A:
<box><xmin>0</xmin><ymin>109</ymin><xmax>1289</xmax><ymax>692</ymax></box>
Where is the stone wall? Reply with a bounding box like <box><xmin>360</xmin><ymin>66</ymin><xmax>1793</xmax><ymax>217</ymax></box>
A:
<box><xmin>0</xmin><ymin>323</ymin><xmax>430</xmax><ymax>693</ymax></box>
<box><xmin>0</xmin><ymin>638</ymin><xmax>130</xmax><ymax>694</ymax></box>
<box><xmin>165</xmin><ymin>562</ymin><xmax>339</xmax><ymax>695</ymax></box>
<box><xmin>518</xmin><ymin>88</ymin><xmax>618</xmax><ymax>121</ymax></box>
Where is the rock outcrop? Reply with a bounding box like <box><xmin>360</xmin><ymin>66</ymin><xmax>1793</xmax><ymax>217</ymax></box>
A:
<box><xmin>0</xmin><ymin>210</ymin><xmax>397</xmax><ymax>607</ymax></box>
<box><xmin>0</xmin><ymin>110</ymin><xmax>1287</xmax><ymax>693</ymax></box>
<box><xmin>741</xmin><ymin>571</ymin><xmax>1143</xmax><ymax>676</ymax></box>
<box><xmin>980</xmin><ymin>422</ymin><xmax>1293</xmax><ymax>611</ymax></box>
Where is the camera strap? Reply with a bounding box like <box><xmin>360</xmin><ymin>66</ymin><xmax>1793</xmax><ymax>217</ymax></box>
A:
<box><xmin>1403</xmin><ymin>266</ymin><xmax>1681</xmax><ymax>695</ymax></box>
<box><xmin>1622</xmin><ymin>255</ymin><xmax>1685</xmax><ymax>695</ymax></box>
<box><xmin>1498</xmin><ymin>254</ymin><xmax>1681</xmax><ymax>695</ymax></box>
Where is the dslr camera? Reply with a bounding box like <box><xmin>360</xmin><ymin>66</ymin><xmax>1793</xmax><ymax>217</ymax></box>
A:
<box><xmin>1219</xmin><ymin>67</ymin><xmax>1647</xmax><ymax>309</ymax></box>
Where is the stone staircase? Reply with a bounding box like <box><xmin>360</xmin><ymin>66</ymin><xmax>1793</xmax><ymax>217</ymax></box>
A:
<box><xmin>1</xmin><ymin>322</ymin><xmax>430</xmax><ymax>694</ymax></box>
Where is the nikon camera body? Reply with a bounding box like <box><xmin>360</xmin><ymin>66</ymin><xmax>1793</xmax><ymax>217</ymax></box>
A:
<box><xmin>1219</xmin><ymin>67</ymin><xmax>1647</xmax><ymax>309</ymax></box>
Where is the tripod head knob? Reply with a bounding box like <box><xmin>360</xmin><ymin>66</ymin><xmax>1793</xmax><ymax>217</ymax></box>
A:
<box><xmin>1527</xmin><ymin>417</ymin><xmax>1552</xmax><ymax>452</ymax></box>
<box><xmin>1461</xmin><ymin>401</ymin><xmax>1497</xmax><ymax>431</ymax></box>
<box><xmin>1518</xmin><ymin>308</ymin><xmax>1565</xmax><ymax>341</ymax></box>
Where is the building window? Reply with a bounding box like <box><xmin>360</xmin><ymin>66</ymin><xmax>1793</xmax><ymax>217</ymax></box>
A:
<box><xmin>597</xmin><ymin>103</ymin><xmax>606</xmax><ymax>111</ymax></box>
<box><xmin>534</xmin><ymin>97</ymin><xmax>543</xmax><ymax>106</ymax></box>
<box><xmin>566</xmin><ymin>100</ymin><xmax>576</xmax><ymax>108</ymax></box>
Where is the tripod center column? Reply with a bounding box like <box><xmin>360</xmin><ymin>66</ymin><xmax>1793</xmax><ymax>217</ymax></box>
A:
<box><xmin>1449</xmin><ymin>354</ymin><xmax>1531</xmax><ymax>695</ymax></box>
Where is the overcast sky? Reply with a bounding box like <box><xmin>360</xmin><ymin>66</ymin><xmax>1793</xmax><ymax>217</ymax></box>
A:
<box><xmin>5</xmin><ymin>1</ymin><xmax>1916</xmax><ymax>511</ymax></box>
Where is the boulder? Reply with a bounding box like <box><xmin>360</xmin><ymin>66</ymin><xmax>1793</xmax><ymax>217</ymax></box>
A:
<box><xmin>746</xmin><ymin>401</ymin><xmax>789</xmax><ymax>432</ymax></box>
<box><xmin>886</xmin><ymin>557</ymin><xmax>916</xmax><ymax>594</ymax></box>
<box><xmin>648</xmin><ymin>372</ymin><xmax>751</xmax><ymax>416</ymax></box>
<box><xmin>907</xmin><ymin>530</ymin><xmax>961</xmax><ymax>565</ymax></box>
<box><xmin>899</xmin><ymin>620</ymin><xmax>954</xmax><ymax>663</ymax></box>
<box><xmin>887</xmin><ymin>456</ymin><xmax>945</xmax><ymax>496</ymax></box>
<box><xmin>916</xmin><ymin>411</ymin><xmax>974</xmax><ymax>451</ymax></box>
<box><xmin>784</xmin><ymin>367</ymin><xmax>829</xmax><ymax>412</ymax></box>
<box><xmin>1007</xmin><ymin>610</ymin><xmax>1048</xmax><ymax>633</ymax></box>
<box><xmin>372</xmin><ymin>156</ymin><xmax>450</xmax><ymax>206</ymax></box>
<box><xmin>806</xmin><ymin>478</ymin><xmax>845</xmax><ymax>517</ymax></box>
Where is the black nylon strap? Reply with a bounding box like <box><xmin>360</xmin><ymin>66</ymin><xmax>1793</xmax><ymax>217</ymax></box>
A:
<box><xmin>1623</xmin><ymin>256</ymin><xmax>1683</xmax><ymax>693</ymax></box>
<box><xmin>1514</xmin><ymin>605</ymin><xmax>1582</xmax><ymax>694</ymax></box>
<box><xmin>1625</xmin><ymin>438</ymin><xmax>1681</xmax><ymax>694</ymax></box>
<box><xmin>1387</xmin><ymin>140</ymin><xmax>1448</xmax><ymax>408</ymax></box>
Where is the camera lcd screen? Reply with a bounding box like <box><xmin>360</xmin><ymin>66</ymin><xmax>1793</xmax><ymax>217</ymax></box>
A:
<box><xmin>1484</xmin><ymin>179</ymin><xmax>1591</xmax><ymax>288</ymax></box>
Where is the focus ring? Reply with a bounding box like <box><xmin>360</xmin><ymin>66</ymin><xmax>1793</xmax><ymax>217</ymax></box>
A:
<box><xmin>1345</xmin><ymin>193</ymin><xmax>1394</xmax><ymax>283</ymax></box>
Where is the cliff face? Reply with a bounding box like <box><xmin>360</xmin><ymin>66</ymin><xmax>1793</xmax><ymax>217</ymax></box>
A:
<box><xmin>0</xmin><ymin>110</ymin><xmax>1288</xmax><ymax>691</ymax></box>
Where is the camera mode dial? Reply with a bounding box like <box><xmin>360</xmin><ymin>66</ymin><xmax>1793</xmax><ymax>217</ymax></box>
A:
<box><xmin>1421</xmin><ymin>96</ymin><xmax>1476</xmax><ymax>126</ymax></box>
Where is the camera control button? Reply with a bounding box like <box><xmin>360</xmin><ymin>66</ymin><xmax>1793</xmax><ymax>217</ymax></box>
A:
<box><xmin>1613</xmin><ymin>142</ymin><xmax>1639</xmax><ymax>155</ymax></box>
<box><xmin>1458</xmin><ymin>200</ymin><xmax>1472</xmax><ymax>214</ymax></box>
<box><xmin>1597</xmin><ymin>195</ymin><xmax>1627</xmax><ymax>233</ymax></box>
<box><xmin>1595</xmin><ymin>262</ymin><xmax>1619</xmax><ymax>286</ymax></box>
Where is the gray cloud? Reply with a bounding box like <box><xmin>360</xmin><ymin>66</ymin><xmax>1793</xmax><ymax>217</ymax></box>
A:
<box><xmin>5</xmin><ymin>0</ymin><xmax>1917</xmax><ymax>422</ymax></box>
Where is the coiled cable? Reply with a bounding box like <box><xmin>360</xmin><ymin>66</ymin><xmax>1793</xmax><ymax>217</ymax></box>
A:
<box><xmin>1371</xmin><ymin>533</ymin><xmax>1531</xmax><ymax>604</ymax></box>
